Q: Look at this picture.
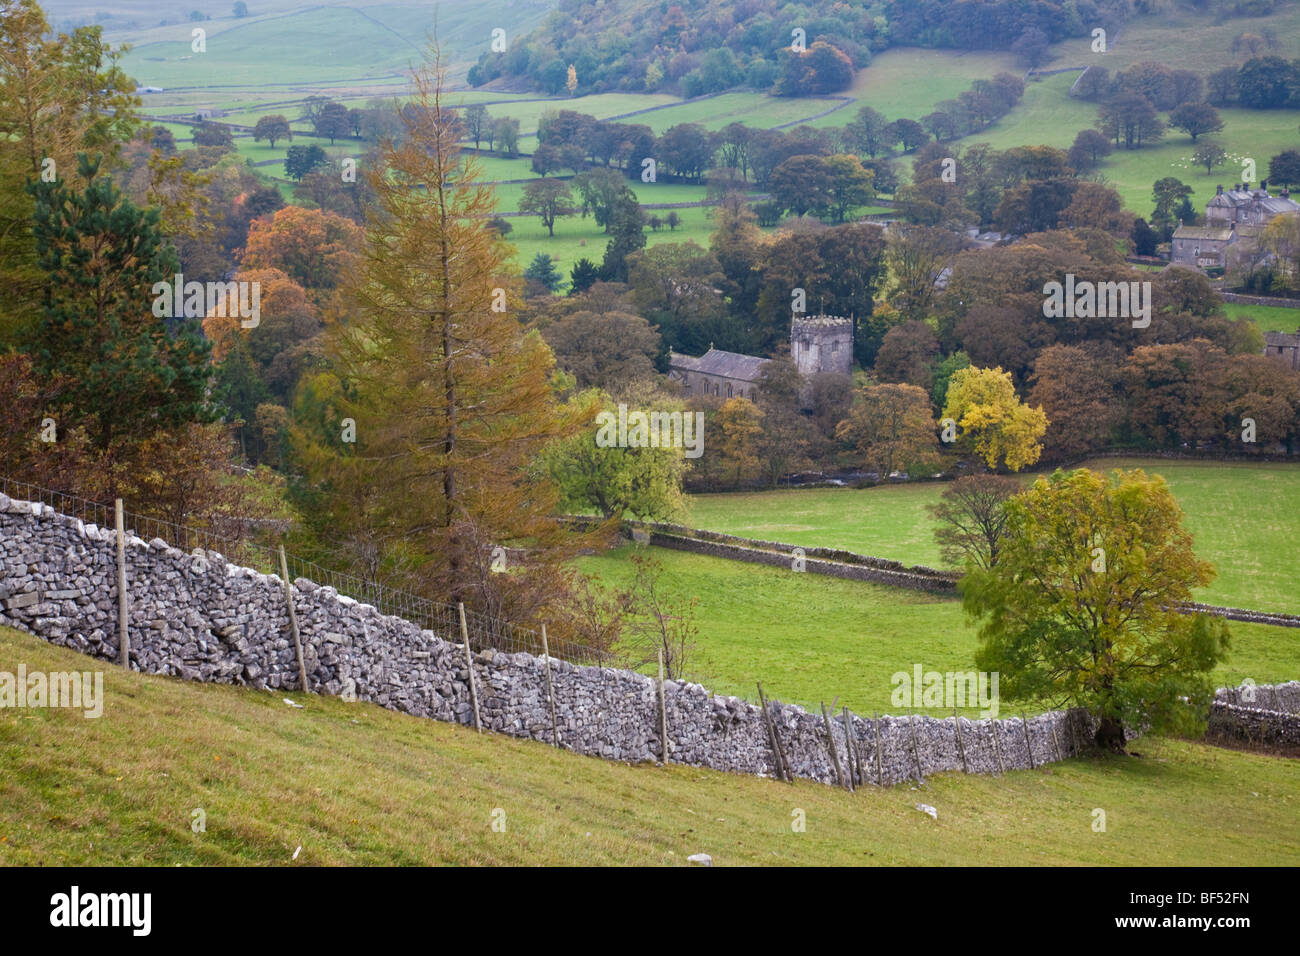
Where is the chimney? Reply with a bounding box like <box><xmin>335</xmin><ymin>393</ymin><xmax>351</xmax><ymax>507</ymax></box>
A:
<box><xmin>1216</xmin><ymin>184</ymin><xmax>1223</xmax><ymax>195</ymax></box>
<box><xmin>1260</xmin><ymin>179</ymin><xmax>1268</xmax><ymax>194</ymax></box>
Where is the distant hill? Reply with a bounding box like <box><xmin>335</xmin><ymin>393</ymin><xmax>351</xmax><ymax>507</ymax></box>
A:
<box><xmin>467</xmin><ymin>0</ymin><xmax>1300</xmax><ymax>97</ymax></box>
<box><xmin>465</xmin><ymin>0</ymin><xmax>1104</xmax><ymax>95</ymax></box>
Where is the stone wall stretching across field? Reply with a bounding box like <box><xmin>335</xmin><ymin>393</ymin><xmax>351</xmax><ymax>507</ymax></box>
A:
<box><xmin>0</xmin><ymin>493</ymin><xmax>1261</xmax><ymax>787</ymax></box>
<box><xmin>571</xmin><ymin>519</ymin><xmax>1300</xmax><ymax>626</ymax></box>
<box><xmin>1209</xmin><ymin>682</ymin><xmax>1300</xmax><ymax>750</ymax></box>
<box><xmin>1220</xmin><ymin>292</ymin><xmax>1300</xmax><ymax>310</ymax></box>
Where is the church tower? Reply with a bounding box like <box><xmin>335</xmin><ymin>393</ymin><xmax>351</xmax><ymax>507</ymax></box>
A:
<box><xmin>791</xmin><ymin>315</ymin><xmax>853</xmax><ymax>378</ymax></box>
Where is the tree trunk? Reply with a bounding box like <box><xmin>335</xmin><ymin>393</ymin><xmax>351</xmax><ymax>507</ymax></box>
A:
<box><xmin>1094</xmin><ymin>715</ymin><xmax>1127</xmax><ymax>753</ymax></box>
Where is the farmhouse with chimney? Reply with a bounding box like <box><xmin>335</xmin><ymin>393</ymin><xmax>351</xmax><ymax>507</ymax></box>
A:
<box><xmin>1170</xmin><ymin>181</ymin><xmax>1300</xmax><ymax>270</ymax></box>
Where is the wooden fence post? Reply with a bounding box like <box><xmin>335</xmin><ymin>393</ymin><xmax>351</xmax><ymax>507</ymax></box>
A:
<box><xmin>820</xmin><ymin>701</ymin><xmax>846</xmax><ymax>789</ymax></box>
<box><xmin>842</xmin><ymin>706</ymin><xmax>858</xmax><ymax>790</ymax></box>
<box><xmin>954</xmin><ymin>709</ymin><xmax>969</xmax><ymax>774</ymax></box>
<box><xmin>757</xmin><ymin>683</ymin><xmax>791</xmax><ymax>782</ymax></box>
<box><xmin>658</xmin><ymin>648</ymin><xmax>670</xmax><ymax>764</ymax></box>
<box><xmin>1021</xmin><ymin>713</ymin><xmax>1035</xmax><ymax>769</ymax></box>
<box><xmin>874</xmin><ymin>713</ymin><xmax>884</xmax><ymax>786</ymax></box>
<box><xmin>458</xmin><ymin>602</ymin><xmax>482</xmax><ymax>732</ymax></box>
<box><xmin>908</xmin><ymin>711</ymin><xmax>924</xmax><ymax>782</ymax></box>
<box><xmin>1050</xmin><ymin>718</ymin><xmax>1063</xmax><ymax>762</ymax></box>
<box><xmin>115</xmin><ymin>499</ymin><xmax>129</xmax><ymax>669</ymax></box>
<box><xmin>279</xmin><ymin>546</ymin><xmax>310</xmax><ymax>693</ymax></box>
<box><xmin>541</xmin><ymin>624</ymin><xmax>560</xmax><ymax>748</ymax></box>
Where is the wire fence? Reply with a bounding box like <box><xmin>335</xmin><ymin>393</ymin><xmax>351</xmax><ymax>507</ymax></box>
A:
<box><xmin>0</xmin><ymin>474</ymin><xmax>609</xmax><ymax>667</ymax></box>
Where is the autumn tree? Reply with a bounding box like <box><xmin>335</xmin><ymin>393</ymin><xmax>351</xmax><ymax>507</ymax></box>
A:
<box><xmin>539</xmin><ymin>386</ymin><xmax>687</xmax><ymax>521</ymax></box>
<box><xmin>283</xmin><ymin>143</ymin><xmax>328</xmax><ymax>180</ymax></box>
<box><xmin>751</xmin><ymin>354</ymin><xmax>815</xmax><ymax>485</ymax></box>
<box><xmin>874</xmin><ymin>320</ymin><xmax>940</xmax><ymax>389</ymax></box>
<box><xmin>192</xmin><ymin>121</ymin><xmax>234</xmax><ymax>149</ymax></box>
<box><xmin>1268</xmin><ymin>149</ymin><xmax>1300</xmax><ymax>188</ymax></box>
<box><xmin>240</xmin><ymin>204</ymin><xmax>362</xmax><ymax>302</ymax></box>
<box><xmin>252</xmin><ymin>114</ymin><xmax>291</xmax><ymax>148</ymax></box>
<box><xmin>314</xmin><ymin>101</ymin><xmax>350</xmax><ymax>144</ymax></box>
<box><xmin>291</xmin><ymin>52</ymin><xmax>595</xmax><ymax>623</ymax></box>
<box><xmin>1260</xmin><ymin>212</ymin><xmax>1300</xmax><ymax>288</ymax></box>
<box><xmin>941</xmin><ymin>366</ymin><xmax>1048</xmax><ymax>472</ymax></box>
<box><xmin>462</xmin><ymin>103</ymin><xmax>488</xmax><ymax>149</ymax></box>
<box><xmin>836</xmin><ymin>383</ymin><xmax>940</xmax><ymax>478</ymax></box>
<box><xmin>541</xmin><ymin>309</ymin><xmax>660</xmax><ymax>392</ymax></box>
<box><xmin>1124</xmin><ymin>340</ymin><xmax>1228</xmax><ymax>450</ymax></box>
<box><xmin>1169</xmin><ymin>102</ymin><xmax>1223</xmax><ymax>141</ymax></box>
<box><xmin>520</xmin><ymin>177</ymin><xmax>576</xmax><ymax>237</ymax></box>
<box><xmin>769</xmin><ymin>154</ymin><xmax>835</xmax><ymax>218</ymax></box>
<box><xmin>0</xmin><ymin>0</ymin><xmax>137</xmax><ymax>343</ymax></box>
<box><xmin>929</xmin><ymin>474</ymin><xmax>1022</xmax><ymax>570</ymax></box>
<box><xmin>711</xmin><ymin>396</ymin><xmax>763</xmax><ymax>487</ymax></box>
<box><xmin>626</xmin><ymin>241</ymin><xmax>726</xmax><ymax>330</ymax></box>
<box><xmin>885</xmin><ymin>224</ymin><xmax>965</xmax><ymax>321</ymax></box>
<box><xmin>1028</xmin><ymin>344</ymin><xmax>1121</xmax><ymax>460</ymax></box>
<box><xmin>964</xmin><ymin>468</ymin><xmax>1230</xmax><ymax>750</ymax></box>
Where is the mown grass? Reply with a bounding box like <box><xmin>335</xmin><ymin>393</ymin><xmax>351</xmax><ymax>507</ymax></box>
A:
<box><xmin>1225</xmin><ymin>302</ymin><xmax>1300</xmax><ymax>333</ymax></box>
<box><xmin>577</xmin><ymin>545</ymin><xmax>1299</xmax><ymax>715</ymax></box>
<box><xmin>1</xmin><ymin>626</ymin><xmax>1295</xmax><ymax>865</ymax></box>
<box><xmin>680</xmin><ymin>457</ymin><xmax>1300</xmax><ymax>614</ymax></box>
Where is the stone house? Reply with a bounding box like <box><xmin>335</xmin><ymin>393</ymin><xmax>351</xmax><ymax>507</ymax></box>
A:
<box><xmin>1171</xmin><ymin>182</ymin><xmax>1300</xmax><ymax>270</ymax></box>
<box><xmin>1264</xmin><ymin>329</ymin><xmax>1300</xmax><ymax>371</ymax></box>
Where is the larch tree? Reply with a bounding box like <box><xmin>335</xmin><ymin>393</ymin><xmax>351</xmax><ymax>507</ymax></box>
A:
<box><xmin>292</xmin><ymin>51</ymin><xmax>595</xmax><ymax>626</ymax></box>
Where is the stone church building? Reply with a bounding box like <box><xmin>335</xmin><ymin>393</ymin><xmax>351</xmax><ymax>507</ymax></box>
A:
<box><xmin>668</xmin><ymin>315</ymin><xmax>854</xmax><ymax>401</ymax></box>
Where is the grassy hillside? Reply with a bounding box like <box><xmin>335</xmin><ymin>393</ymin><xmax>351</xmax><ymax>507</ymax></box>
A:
<box><xmin>578</xmin><ymin>545</ymin><xmax>1299</xmax><ymax>714</ymax></box>
<box><xmin>1</xmin><ymin>625</ymin><xmax>1295</xmax><ymax>865</ymax></box>
<box><xmin>681</xmin><ymin>458</ymin><xmax>1300</xmax><ymax>614</ymax></box>
<box><xmin>116</xmin><ymin>0</ymin><xmax>555</xmax><ymax>88</ymax></box>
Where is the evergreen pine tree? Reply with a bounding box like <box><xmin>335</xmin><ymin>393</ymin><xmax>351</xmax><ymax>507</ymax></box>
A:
<box><xmin>27</xmin><ymin>154</ymin><xmax>213</xmax><ymax>448</ymax></box>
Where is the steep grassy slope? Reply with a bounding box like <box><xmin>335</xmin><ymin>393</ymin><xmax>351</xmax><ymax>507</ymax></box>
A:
<box><xmin>1</xmin><ymin>626</ymin><xmax>1296</xmax><ymax>865</ymax></box>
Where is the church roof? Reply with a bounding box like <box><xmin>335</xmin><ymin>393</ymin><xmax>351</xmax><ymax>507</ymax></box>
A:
<box><xmin>668</xmin><ymin>348</ymin><xmax>768</xmax><ymax>383</ymax></box>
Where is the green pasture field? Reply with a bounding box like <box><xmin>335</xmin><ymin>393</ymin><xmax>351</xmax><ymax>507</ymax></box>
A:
<box><xmin>3</xmin><ymin>625</ymin><xmax>1295</xmax><ymax>865</ymax></box>
<box><xmin>806</xmin><ymin>48</ymin><xmax>1022</xmax><ymax>127</ymax></box>
<box><xmin>946</xmin><ymin>71</ymin><xmax>1300</xmax><ymax>216</ymax></box>
<box><xmin>577</xmin><ymin>545</ymin><xmax>1298</xmax><ymax>716</ymax></box>
<box><xmin>1224</xmin><ymin>302</ymin><xmax>1300</xmax><ymax>333</ymax></box>
<box><xmin>679</xmin><ymin>457</ymin><xmax>1300</xmax><ymax>616</ymax></box>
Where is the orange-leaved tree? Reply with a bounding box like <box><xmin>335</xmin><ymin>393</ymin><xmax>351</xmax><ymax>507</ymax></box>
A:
<box><xmin>291</xmin><ymin>49</ymin><xmax>597</xmax><ymax>629</ymax></box>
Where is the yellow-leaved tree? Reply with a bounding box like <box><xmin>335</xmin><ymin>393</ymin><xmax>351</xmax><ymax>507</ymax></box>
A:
<box><xmin>941</xmin><ymin>365</ymin><xmax>1048</xmax><ymax>472</ymax></box>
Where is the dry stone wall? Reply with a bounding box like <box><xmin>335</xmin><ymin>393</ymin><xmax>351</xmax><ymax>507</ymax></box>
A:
<box><xmin>1209</xmin><ymin>682</ymin><xmax>1300</xmax><ymax>749</ymax></box>
<box><xmin>0</xmin><ymin>493</ymin><xmax>1152</xmax><ymax>787</ymax></box>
